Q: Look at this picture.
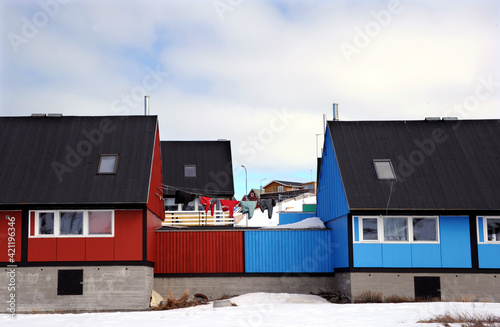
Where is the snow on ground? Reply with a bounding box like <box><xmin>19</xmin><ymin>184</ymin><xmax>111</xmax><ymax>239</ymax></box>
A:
<box><xmin>261</xmin><ymin>217</ymin><xmax>325</xmax><ymax>229</ymax></box>
<box><xmin>2</xmin><ymin>292</ymin><xmax>500</xmax><ymax>327</ymax></box>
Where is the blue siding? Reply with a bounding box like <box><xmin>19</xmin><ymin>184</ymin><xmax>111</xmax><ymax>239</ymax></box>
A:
<box><xmin>353</xmin><ymin>216</ymin><xmax>359</xmax><ymax>242</ymax></box>
<box><xmin>353</xmin><ymin>216</ymin><xmax>473</xmax><ymax>268</ymax></box>
<box><xmin>316</xmin><ymin>127</ymin><xmax>349</xmax><ymax>223</ymax></box>
<box><xmin>279</xmin><ymin>212</ymin><xmax>316</xmax><ymax>226</ymax></box>
<box><xmin>382</xmin><ymin>244</ymin><xmax>412</xmax><ymax>267</ymax></box>
<box><xmin>326</xmin><ymin>215</ymin><xmax>349</xmax><ymax>268</ymax></box>
<box><xmin>244</xmin><ymin>230</ymin><xmax>334</xmax><ymax>273</ymax></box>
<box><xmin>477</xmin><ymin>217</ymin><xmax>484</xmax><ymax>242</ymax></box>
<box><xmin>440</xmin><ymin>216</ymin><xmax>472</xmax><ymax>268</ymax></box>
<box><xmin>412</xmin><ymin>244</ymin><xmax>442</xmax><ymax>267</ymax></box>
<box><xmin>478</xmin><ymin>244</ymin><xmax>500</xmax><ymax>268</ymax></box>
<box><xmin>353</xmin><ymin>243</ymin><xmax>382</xmax><ymax>267</ymax></box>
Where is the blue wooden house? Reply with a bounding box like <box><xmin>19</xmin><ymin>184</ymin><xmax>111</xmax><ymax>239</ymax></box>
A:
<box><xmin>317</xmin><ymin>119</ymin><xmax>500</xmax><ymax>301</ymax></box>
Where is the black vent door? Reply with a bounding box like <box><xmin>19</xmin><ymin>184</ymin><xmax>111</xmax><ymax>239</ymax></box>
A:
<box><xmin>57</xmin><ymin>269</ymin><xmax>83</xmax><ymax>295</ymax></box>
<box><xmin>414</xmin><ymin>276</ymin><xmax>441</xmax><ymax>300</ymax></box>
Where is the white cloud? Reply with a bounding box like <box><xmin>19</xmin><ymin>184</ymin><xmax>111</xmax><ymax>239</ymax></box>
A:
<box><xmin>1</xmin><ymin>0</ymin><xmax>499</xmax><ymax>198</ymax></box>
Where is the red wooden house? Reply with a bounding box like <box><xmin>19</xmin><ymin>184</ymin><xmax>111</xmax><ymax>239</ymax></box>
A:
<box><xmin>0</xmin><ymin>115</ymin><xmax>163</xmax><ymax>312</ymax></box>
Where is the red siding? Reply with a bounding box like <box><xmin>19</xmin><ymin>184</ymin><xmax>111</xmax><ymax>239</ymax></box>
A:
<box><xmin>155</xmin><ymin>231</ymin><xmax>244</xmax><ymax>274</ymax></box>
<box><xmin>147</xmin><ymin>209</ymin><xmax>162</xmax><ymax>262</ymax></box>
<box><xmin>114</xmin><ymin>210</ymin><xmax>143</xmax><ymax>260</ymax></box>
<box><xmin>147</xmin><ymin>123</ymin><xmax>165</xmax><ymax>219</ymax></box>
<box><xmin>86</xmin><ymin>238</ymin><xmax>114</xmax><ymax>261</ymax></box>
<box><xmin>28</xmin><ymin>238</ymin><xmax>57</xmax><ymax>261</ymax></box>
<box><xmin>0</xmin><ymin>211</ymin><xmax>22</xmax><ymax>263</ymax></box>
<box><xmin>57</xmin><ymin>238</ymin><xmax>86</xmax><ymax>261</ymax></box>
<box><xmin>30</xmin><ymin>211</ymin><xmax>35</xmax><ymax>237</ymax></box>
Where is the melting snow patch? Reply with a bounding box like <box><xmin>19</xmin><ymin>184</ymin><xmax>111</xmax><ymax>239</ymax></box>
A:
<box><xmin>262</xmin><ymin>217</ymin><xmax>326</xmax><ymax>229</ymax></box>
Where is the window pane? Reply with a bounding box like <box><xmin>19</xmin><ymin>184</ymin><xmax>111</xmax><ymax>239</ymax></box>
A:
<box><xmin>60</xmin><ymin>212</ymin><xmax>83</xmax><ymax>235</ymax></box>
<box><xmin>89</xmin><ymin>211</ymin><xmax>112</xmax><ymax>235</ymax></box>
<box><xmin>384</xmin><ymin>217</ymin><xmax>408</xmax><ymax>241</ymax></box>
<box><xmin>487</xmin><ymin>218</ymin><xmax>500</xmax><ymax>241</ymax></box>
<box><xmin>184</xmin><ymin>165</ymin><xmax>196</xmax><ymax>177</ymax></box>
<box><xmin>98</xmin><ymin>155</ymin><xmax>117</xmax><ymax>173</ymax></box>
<box><xmin>165</xmin><ymin>198</ymin><xmax>179</xmax><ymax>211</ymax></box>
<box><xmin>413</xmin><ymin>218</ymin><xmax>437</xmax><ymax>241</ymax></box>
<box><xmin>362</xmin><ymin>218</ymin><xmax>378</xmax><ymax>241</ymax></box>
<box><xmin>374</xmin><ymin>160</ymin><xmax>396</xmax><ymax>180</ymax></box>
<box><xmin>39</xmin><ymin>212</ymin><xmax>54</xmax><ymax>235</ymax></box>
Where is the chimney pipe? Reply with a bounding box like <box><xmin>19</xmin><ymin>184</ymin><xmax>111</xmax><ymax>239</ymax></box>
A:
<box><xmin>144</xmin><ymin>96</ymin><xmax>150</xmax><ymax>116</ymax></box>
<box><xmin>333</xmin><ymin>103</ymin><xmax>339</xmax><ymax>121</ymax></box>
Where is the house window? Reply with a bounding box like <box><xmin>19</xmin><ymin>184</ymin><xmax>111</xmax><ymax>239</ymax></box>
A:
<box><xmin>413</xmin><ymin>217</ymin><xmax>438</xmax><ymax>241</ymax></box>
<box><xmin>88</xmin><ymin>211</ymin><xmax>113</xmax><ymax>235</ymax></box>
<box><xmin>384</xmin><ymin>217</ymin><xmax>408</xmax><ymax>241</ymax></box>
<box><xmin>60</xmin><ymin>211</ymin><xmax>84</xmax><ymax>235</ymax></box>
<box><xmin>165</xmin><ymin>198</ymin><xmax>180</xmax><ymax>211</ymax></box>
<box><xmin>486</xmin><ymin>217</ymin><xmax>500</xmax><ymax>242</ymax></box>
<box><xmin>373</xmin><ymin>159</ymin><xmax>396</xmax><ymax>180</ymax></box>
<box><xmin>31</xmin><ymin>210</ymin><xmax>114</xmax><ymax>237</ymax></box>
<box><xmin>39</xmin><ymin>212</ymin><xmax>55</xmax><ymax>235</ymax></box>
<box><xmin>361</xmin><ymin>218</ymin><xmax>378</xmax><ymax>241</ymax></box>
<box><xmin>184</xmin><ymin>165</ymin><xmax>196</xmax><ymax>178</ymax></box>
<box><xmin>97</xmin><ymin>155</ymin><xmax>118</xmax><ymax>174</ymax></box>
<box><xmin>356</xmin><ymin>216</ymin><xmax>439</xmax><ymax>243</ymax></box>
<box><xmin>278</xmin><ymin>186</ymin><xmax>284</xmax><ymax>192</ymax></box>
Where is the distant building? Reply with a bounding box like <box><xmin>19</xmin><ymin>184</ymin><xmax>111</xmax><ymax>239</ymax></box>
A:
<box><xmin>160</xmin><ymin>140</ymin><xmax>234</xmax><ymax>226</ymax></box>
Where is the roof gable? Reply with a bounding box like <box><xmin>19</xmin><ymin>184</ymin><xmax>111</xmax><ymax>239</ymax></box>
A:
<box><xmin>160</xmin><ymin>140</ymin><xmax>234</xmax><ymax>197</ymax></box>
<box><xmin>328</xmin><ymin>119</ymin><xmax>500</xmax><ymax>210</ymax></box>
<box><xmin>0</xmin><ymin>115</ymin><xmax>158</xmax><ymax>205</ymax></box>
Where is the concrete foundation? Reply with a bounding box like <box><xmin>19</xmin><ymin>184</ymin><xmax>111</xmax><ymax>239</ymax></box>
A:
<box><xmin>154</xmin><ymin>275</ymin><xmax>336</xmax><ymax>300</ymax></box>
<box><xmin>1</xmin><ymin>266</ymin><xmax>153</xmax><ymax>313</ymax></box>
<box><xmin>334</xmin><ymin>272</ymin><xmax>500</xmax><ymax>302</ymax></box>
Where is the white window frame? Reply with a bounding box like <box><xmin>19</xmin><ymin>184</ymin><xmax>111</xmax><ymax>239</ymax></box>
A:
<box><xmin>359</xmin><ymin>217</ymin><xmax>381</xmax><ymax>242</ymax></box>
<box><xmin>30</xmin><ymin>210</ymin><xmax>114</xmax><ymax>238</ymax></box>
<box><xmin>354</xmin><ymin>216</ymin><xmax>439</xmax><ymax>244</ymax></box>
<box><xmin>481</xmin><ymin>216</ymin><xmax>500</xmax><ymax>244</ymax></box>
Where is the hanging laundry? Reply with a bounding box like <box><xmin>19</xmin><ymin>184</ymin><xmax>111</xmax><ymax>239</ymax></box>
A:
<box><xmin>200</xmin><ymin>196</ymin><xmax>218</xmax><ymax>216</ymax></box>
<box><xmin>175</xmin><ymin>190</ymin><xmax>196</xmax><ymax>210</ymax></box>
<box><xmin>220</xmin><ymin>200</ymin><xmax>240</xmax><ymax>218</ymax></box>
<box><xmin>240</xmin><ymin>201</ymin><xmax>257</xmax><ymax>219</ymax></box>
<box><xmin>259</xmin><ymin>199</ymin><xmax>276</xmax><ymax>219</ymax></box>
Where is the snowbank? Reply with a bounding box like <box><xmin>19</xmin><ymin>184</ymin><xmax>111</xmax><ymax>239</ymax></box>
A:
<box><xmin>3</xmin><ymin>293</ymin><xmax>500</xmax><ymax>327</ymax></box>
<box><xmin>262</xmin><ymin>217</ymin><xmax>326</xmax><ymax>229</ymax></box>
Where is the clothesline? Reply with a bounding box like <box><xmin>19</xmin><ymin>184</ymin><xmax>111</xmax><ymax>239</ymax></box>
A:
<box><xmin>173</xmin><ymin>189</ymin><xmax>276</xmax><ymax>220</ymax></box>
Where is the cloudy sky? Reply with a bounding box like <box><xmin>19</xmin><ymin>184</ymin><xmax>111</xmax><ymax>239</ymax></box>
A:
<box><xmin>1</xmin><ymin>0</ymin><xmax>499</xmax><ymax>199</ymax></box>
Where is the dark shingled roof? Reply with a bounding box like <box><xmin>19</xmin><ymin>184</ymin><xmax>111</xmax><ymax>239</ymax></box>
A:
<box><xmin>0</xmin><ymin>115</ymin><xmax>158</xmax><ymax>206</ymax></box>
<box><xmin>328</xmin><ymin>119</ymin><xmax>500</xmax><ymax>210</ymax></box>
<box><xmin>161</xmin><ymin>141</ymin><xmax>234</xmax><ymax>197</ymax></box>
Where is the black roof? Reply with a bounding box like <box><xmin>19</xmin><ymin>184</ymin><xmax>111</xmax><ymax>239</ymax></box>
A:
<box><xmin>328</xmin><ymin>119</ymin><xmax>500</xmax><ymax>210</ymax></box>
<box><xmin>160</xmin><ymin>141</ymin><xmax>234</xmax><ymax>197</ymax></box>
<box><xmin>0</xmin><ymin>115</ymin><xmax>158</xmax><ymax>206</ymax></box>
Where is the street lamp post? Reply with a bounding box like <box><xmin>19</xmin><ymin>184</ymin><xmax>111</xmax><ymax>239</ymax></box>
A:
<box><xmin>241</xmin><ymin>165</ymin><xmax>247</xmax><ymax>196</ymax></box>
<box><xmin>260</xmin><ymin>178</ymin><xmax>267</xmax><ymax>196</ymax></box>
<box><xmin>241</xmin><ymin>165</ymin><xmax>248</xmax><ymax>227</ymax></box>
